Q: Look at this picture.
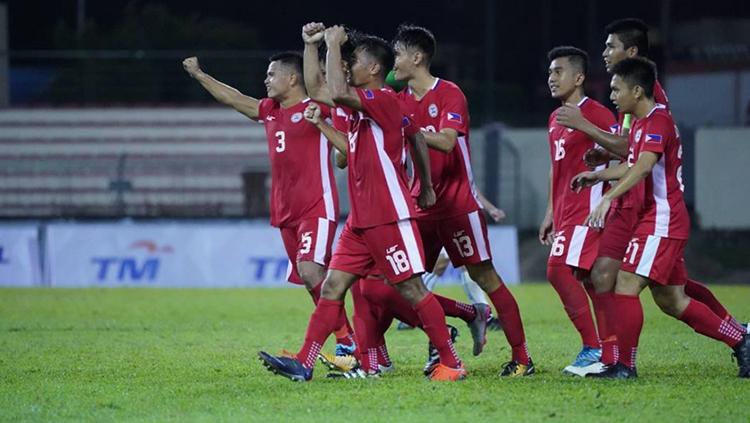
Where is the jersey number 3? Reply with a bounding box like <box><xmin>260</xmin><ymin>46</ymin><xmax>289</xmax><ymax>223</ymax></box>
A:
<box><xmin>275</xmin><ymin>131</ymin><xmax>286</xmax><ymax>152</ymax></box>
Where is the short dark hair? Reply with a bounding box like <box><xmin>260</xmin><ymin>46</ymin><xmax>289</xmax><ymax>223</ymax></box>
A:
<box><xmin>393</xmin><ymin>24</ymin><xmax>436</xmax><ymax>64</ymax></box>
<box><xmin>610</xmin><ymin>57</ymin><xmax>656</xmax><ymax>98</ymax></box>
<box><xmin>605</xmin><ymin>18</ymin><xmax>649</xmax><ymax>57</ymax></box>
<box><xmin>268</xmin><ymin>51</ymin><xmax>303</xmax><ymax>77</ymax></box>
<box><xmin>547</xmin><ymin>46</ymin><xmax>589</xmax><ymax>75</ymax></box>
<box><xmin>354</xmin><ymin>34</ymin><xmax>394</xmax><ymax>78</ymax></box>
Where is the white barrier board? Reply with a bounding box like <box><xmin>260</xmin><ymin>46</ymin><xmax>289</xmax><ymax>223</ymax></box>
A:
<box><xmin>44</xmin><ymin>222</ymin><xmax>520</xmax><ymax>287</ymax></box>
<box><xmin>0</xmin><ymin>225</ymin><xmax>42</xmax><ymax>286</ymax></box>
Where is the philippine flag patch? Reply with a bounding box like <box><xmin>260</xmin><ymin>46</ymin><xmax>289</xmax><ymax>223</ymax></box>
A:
<box><xmin>645</xmin><ymin>134</ymin><xmax>663</xmax><ymax>144</ymax></box>
<box><xmin>364</xmin><ymin>89</ymin><xmax>375</xmax><ymax>99</ymax></box>
<box><xmin>447</xmin><ymin>112</ymin><xmax>462</xmax><ymax>123</ymax></box>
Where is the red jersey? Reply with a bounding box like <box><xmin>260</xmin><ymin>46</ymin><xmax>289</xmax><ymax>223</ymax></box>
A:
<box><xmin>336</xmin><ymin>88</ymin><xmax>418</xmax><ymax>229</ymax></box>
<box><xmin>629</xmin><ymin>106</ymin><xmax>690</xmax><ymax>239</ymax></box>
<box><xmin>257</xmin><ymin>98</ymin><xmax>339</xmax><ymax>227</ymax></box>
<box><xmin>613</xmin><ymin>80</ymin><xmax>670</xmax><ymax>210</ymax></box>
<box><xmin>398</xmin><ymin>78</ymin><xmax>482</xmax><ymax>221</ymax></box>
<box><xmin>549</xmin><ymin>97</ymin><xmax>617</xmax><ymax>229</ymax></box>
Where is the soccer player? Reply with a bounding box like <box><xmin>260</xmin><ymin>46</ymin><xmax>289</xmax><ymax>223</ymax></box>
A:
<box><xmin>182</xmin><ymin>54</ymin><xmax>358</xmax><ymax>353</ymax></box>
<box><xmin>258</xmin><ymin>25</ymin><xmax>467</xmax><ymax>381</ymax></box>
<box><xmin>392</xmin><ymin>24</ymin><xmax>534</xmax><ymax>377</ymax></box>
<box><xmin>540</xmin><ymin>46</ymin><xmax>618</xmax><ymax>375</ymax></box>
<box><xmin>574</xmin><ymin>57</ymin><xmax>750</xmax><ymax>378</ymax></box>
<box><xmin>555</xmin><ymin>18</ymin><xmax>747</xmax><ymax>374</ymax></box>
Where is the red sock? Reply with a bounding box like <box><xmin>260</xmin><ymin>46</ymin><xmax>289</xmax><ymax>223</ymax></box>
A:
<box><xmin>487</xmin><ymin>283</ymin><xmax>529</xmax><ymax>364</ymax></box>
<box><xmin>311</xmin><ymin>280</ymin><xmax>356</xmax><ymax>348</ymax></box>
<box><xmin>296</xmin><ymin>298</ymin><xmax>342</xmax><ymax>369</ymax></box>
<box><xmin>592</xmin><ymin>291</ymin><xmax>619</xmax><ymax>365</ymax></box>
<box><xmin>547</xmin><ymin>265</ymin><xmax>599</xmax><ymax>348</ymax></box>
<box><xmin>614</xmin><ymin>293</ymin><xmax>643</xmax><ymax>369</ymax></box>
<box><xmin>350</xmin><ymin>281</ymin><xmax>368</xmax><ymax>364</ymax></box>
<box><xmin>684</xmin><ymin>279</ymin><xmax>744</xmax><ymax>333</ymax></box>
<box><xmin>362</xmin><ymin>281</ymin><xmax>421</xmax><ymax>328</ymax></box>
<box><xmin>433</xmin><ymin>294</ymin><xmax>477</xmax><ymax>323</ymax></box>
<box><xmin>413</xmin><ymin>293</ymin><xmax>461</xmax><ymax>368</ymax></box>
<box><xmin>377</xmin><ymin>344</ymin><xmax>392</xmax><ymax>367</ymax></box>
<box><xmin>678</xmin><ymin>299</ymin><xmax>744</xmax><ymax>348</ymax></box>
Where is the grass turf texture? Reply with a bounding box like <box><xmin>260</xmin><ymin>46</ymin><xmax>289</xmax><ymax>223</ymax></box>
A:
<box><xmin>1</xmin><ymin>284</ymin><xmax>748</xmax><ymax>422</ymax></box>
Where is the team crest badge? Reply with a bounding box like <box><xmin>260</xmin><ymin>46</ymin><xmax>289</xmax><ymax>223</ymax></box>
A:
<box><xmin>428</xmin><ymin>103</ymin><xmax>438</xmax><ymax>118</ymax></box>
<box><xmin>291</xmin><ymin>112</ymin><xmax>303</xmax><ymax>123</ymax></box>
<box><xmin>635</xmin><ymin>129</ymin><xmax>642</xmax><ymax>143</ymax></box>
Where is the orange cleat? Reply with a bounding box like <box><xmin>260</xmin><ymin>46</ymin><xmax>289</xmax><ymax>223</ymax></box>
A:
<box><xmin>428</xmin><ymin>363</ymin><xmax>467</xmax><ymax>381</ymax></box>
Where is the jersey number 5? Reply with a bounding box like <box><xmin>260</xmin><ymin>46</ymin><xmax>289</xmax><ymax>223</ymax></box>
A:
<box><xmin>275</xmin><ymin>131</ymin><xmax>286</xmax><ymax>152</ymax></box>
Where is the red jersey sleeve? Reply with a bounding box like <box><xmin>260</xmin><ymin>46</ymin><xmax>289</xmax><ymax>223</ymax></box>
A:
<box><xmin>331</xmin><ymin>106</ymin><xmax>350</xmax><ymax>132</ymax></box>
<box><xmin>355</xmin><ymin>88</ymin><xmax>399</xmax><ymax>125</ymax></box>
<box><xmin>256</xmin><ymin>98</ymin><xmax>275</xmax><ymax>122</ymax></box>
<box><xmin>586</xmin><ymin>105</ymin><xmax>618</xmax><ymax>134</ymax></box>
<box><xmin>402</xmin><ymin>115</ymin><xmax>419</xmax><ymax>138</ymax></box>
<box><xmin>639</xmin><ymin>115</ymin><xmax>671</xmax><ymax>156</ymax></box>
<box><xmin>437</xmin><ymin>88</ymin><xmax>469</xmax><ymax>135</ymax></box>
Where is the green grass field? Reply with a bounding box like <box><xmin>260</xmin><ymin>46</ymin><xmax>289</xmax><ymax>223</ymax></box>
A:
<box><xmin>1</xmin><ymin>284</ymin><xmax>748</xmax><ymax>422</ymax></box>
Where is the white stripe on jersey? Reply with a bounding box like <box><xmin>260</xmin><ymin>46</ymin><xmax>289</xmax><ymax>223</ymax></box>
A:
<box><xmin>313</xmin><ymin>217</ymin><xmax>329</xmax><ymax>265</ymax></box>
<box><xmin>319</xmin><ymin>132</ymin><xmax>336</xmax><ymax>220</ymax></box>
<box><xmin>468</xmin><ymin>210</ymin><xmax>491</xmax><ymax>260</ymax></box>
<box><xmin>456</xmin><ymin>136</ymin><xmax>483</xmax><ymax>209</ymax></box>
<box><xmin>371</xmin><ymin>120</ymin><xmax>412</xmax><ymax>221</ymax></box>
<box><xmin>397</xmin><ymin>219</ymin><xmax>425</xmax><ymax>274</ymax></box>
<box><xmin>636</xmin><ymin>235</ymin><xmax>661</xmax><ymax>278</ymax></box>
<box><xmin>652</xmin><ymin>155</ymin><xmax>671</xmax><ymax>237</ymax></box>
<box><xmin>565</xmin><ymin>225</ymin><xmax>588</xmax><ymax>268</ymax></box>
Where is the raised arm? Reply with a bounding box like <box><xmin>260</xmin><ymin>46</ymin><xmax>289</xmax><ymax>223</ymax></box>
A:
<box><xmin>302</xmin><ymin>22</ymin><xmax>334</xmax><ymax>107</ymax></box>
<box><xmin>182</xmin><ymin>57</ymin><xmax>260</xmax><ymax>119</ymax></box>
<box><xmin>555</xmin><ymin>103</ymin><xmax>628</xmax><ymax>158</ymax></box>
<box><xmin>325</xmin><ymin>26</ymin><xmax>362</xmax><ymax>110</ymax></box>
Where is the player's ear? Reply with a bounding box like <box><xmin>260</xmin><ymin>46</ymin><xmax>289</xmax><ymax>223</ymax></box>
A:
<box><xmin>574</xmin><ymin>72</ymin><xmax>585</xmax><ymax>87</ymax></box>
<box><xmin>626</xmin><ymin>46</ymin><xmax>639</xmax><ymax>58</ymax></box>
<box><xmin>633</xmin><ymin>84</ymin><xmax>644</xmax><ymax>100</ymax></box>
<box><xmin>370</xmin><ymin>62</ymin><xmax>381</xmax><ymax>77</ymax></box>
<box><xmin>413</xmin><ymin>51</ymin><xmax>423</xmax><ymax>66</ymax></box>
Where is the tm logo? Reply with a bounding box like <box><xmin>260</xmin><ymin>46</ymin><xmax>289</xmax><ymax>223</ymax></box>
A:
<box><xmin>91</xmin><ymin>240</ymin><xmax>172</xmax><ymax>283</ymax></box>
<box><xmin>248</xmin><ymin>257</ymin><xmax>289</xmax><ymax>281</ymax></box>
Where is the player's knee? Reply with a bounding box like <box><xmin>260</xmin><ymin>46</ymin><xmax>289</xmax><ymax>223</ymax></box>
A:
<box><xmin>394</xmin><ymin>278</ymin><xmax>427</xmax><ymax>305</ymax></box>
<box><xmin>297</xmin><ymin>262</ymin><xmax>325</xmax><ymax>287</ymax></box>
<box><xmin>320</xmin><ymin>277</ymin><xmax>346</xmax><ymax>300</ymax></box>
<box><xmin>590</xmin><ymin>264</ymin><xmax>616</xmax><ymax>293</ymax></box>
<box><xmin>466</xmin><ymin>262</ymin><xmax>498</xmax><ymax>290</ymax></box>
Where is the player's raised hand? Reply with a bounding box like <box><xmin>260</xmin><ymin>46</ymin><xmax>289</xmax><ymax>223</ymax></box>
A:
<box><xmin>585</xmin><ymin>197</ymin><xmax>612</xmax><ymax>229</ymax></box>
<box><xmin>583</xmin><ymin>148</ymin><xmax>611</xmax><ymax>168</ymax></box>
<box><xmin>570</xmin><ymin>171</ymin><xmax>600</xmax><ymax>193</ymax></box>
<box><xmin>324</xmin><ymin>25</ymin><xmax>348</xmax><ymax>46</ymax></box>
<box><xmin>182</xmin><ymin>57</ymin><xmax>202</xmax><ymax>78</ymax></box>
<box><xmin>302</xmin><ymin>22</ymin><xmax>325</xmax><ymax>44</ymax></box>
<box><xmin>417</xmin><ymin>184</ymin><xmax>436</xmax><ymax>210</ymax></box>
<box><xmin>555</xmin><ymin>103</ymin><xmax>586</xmax><ymax>131</ymax></box>
<box><xmin>303</xmin><ymin>103</ymin><xmax>322</xmax><ymax>125</ymax></box>
<box><xmin>538</xmin><ymin>214</ymin><xmax>554</xmax><ymax>245</ymax></box>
